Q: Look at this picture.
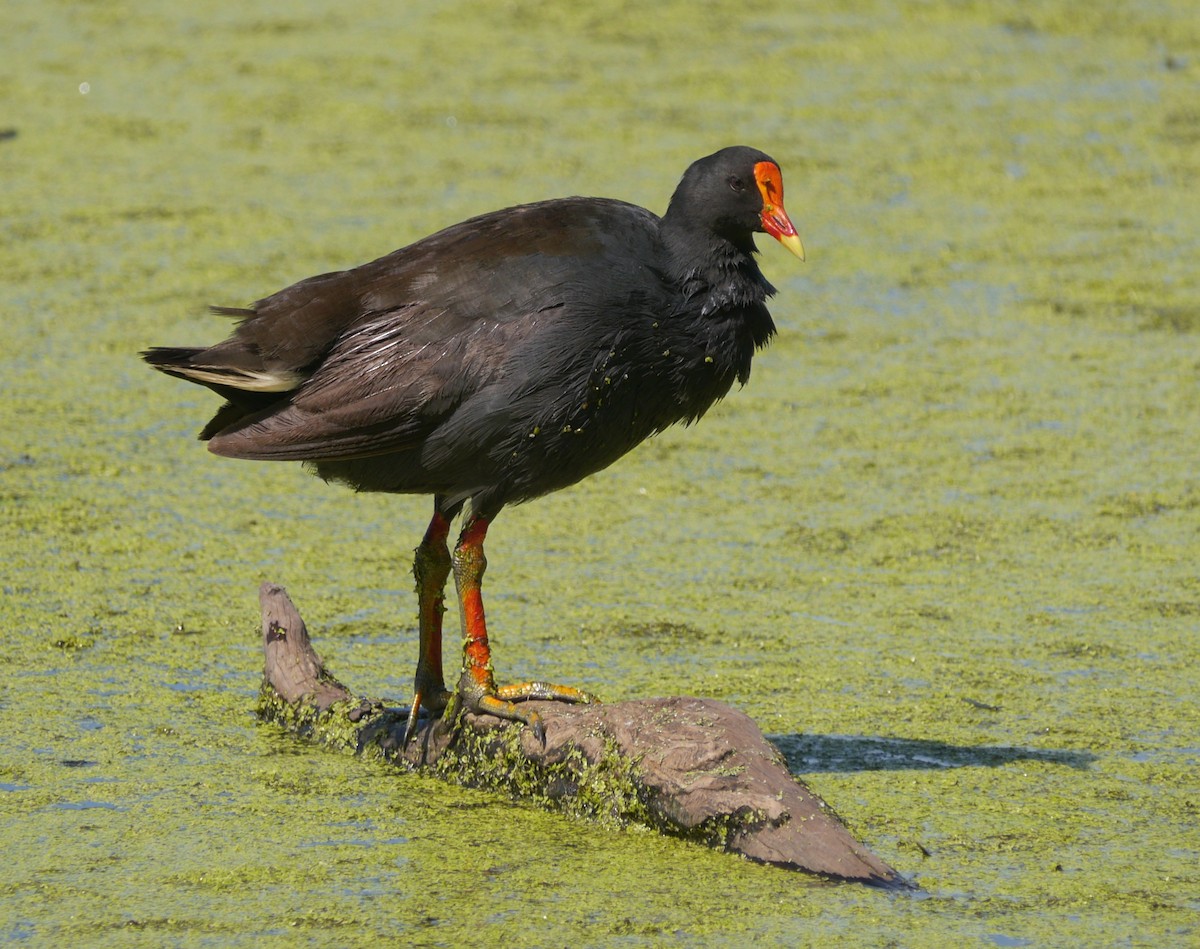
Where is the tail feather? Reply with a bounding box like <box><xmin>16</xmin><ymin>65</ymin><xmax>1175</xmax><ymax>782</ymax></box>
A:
<box><xmin>141</xmin><ymin>346</ymin><xmax>303</xmax><ymax>392</ymax></box>
<box><xmin>141</xmin><ymin>347</ymin><xmax>292</xmax><ymax>441</ymax></box>
<box><xmin>141</xmin><ymin>345</ymin><xmax>203</xmax><ymax>369</ymax></box>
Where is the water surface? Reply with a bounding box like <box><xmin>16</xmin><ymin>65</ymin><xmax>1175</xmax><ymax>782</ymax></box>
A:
<box><xmin>2</xmin><ymin>1</ymin><xmax>1197</xmax><ymax>945</ymax></box>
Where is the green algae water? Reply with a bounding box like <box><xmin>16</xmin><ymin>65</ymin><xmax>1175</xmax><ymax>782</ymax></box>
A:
<box><xmin>2</xmin><ymin>0</ymin><xmax>1198</xmax><ymax>944</ymax></box>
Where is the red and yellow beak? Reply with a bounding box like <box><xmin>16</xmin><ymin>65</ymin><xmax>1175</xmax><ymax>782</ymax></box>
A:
<box><xmin>754</xmin><ymin>161</ymin><xmax>805</xmax><ymax>261</ymax></box>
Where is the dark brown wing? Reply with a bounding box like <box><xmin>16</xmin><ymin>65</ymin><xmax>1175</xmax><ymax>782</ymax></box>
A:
<box><xmin>193</xmin><ymin>198</ymin><xmax>666</xmax><ymax>462</ymax></box>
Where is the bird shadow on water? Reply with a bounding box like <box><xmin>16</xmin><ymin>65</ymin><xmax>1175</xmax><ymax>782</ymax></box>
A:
<box><xmin>770</xmin><ymin>733</ymin><xmax>1097</xmax><ymax>774</ymax></box>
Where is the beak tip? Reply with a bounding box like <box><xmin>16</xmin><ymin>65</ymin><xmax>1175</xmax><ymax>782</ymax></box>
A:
<box><xmin>777</xmin><ymin>232</ymin><xmax>806</xmax><ymax>262</ymax></box>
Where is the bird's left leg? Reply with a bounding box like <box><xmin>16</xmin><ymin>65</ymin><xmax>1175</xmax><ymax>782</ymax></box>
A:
<box><xmin>405</xmin><ymin>505</ymin><xmax>454</xmax><ymax>743</ymax></box>
<box><xmin>451</xmin><ymin>512</ymin><xmax>595</xmax><ymax>741</ymax></box>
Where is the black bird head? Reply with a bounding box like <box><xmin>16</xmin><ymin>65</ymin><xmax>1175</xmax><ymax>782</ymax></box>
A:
<box><xmin>664</xmin><ymin>145</ymin><xmax>805</xmax><ymax>261</ymax></box>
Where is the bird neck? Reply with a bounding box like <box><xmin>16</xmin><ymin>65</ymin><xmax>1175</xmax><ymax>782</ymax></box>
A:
<box><xmin>659</xmin><ymin>220</ymin><xmax>774</xmax><ymax>322</ymax></box>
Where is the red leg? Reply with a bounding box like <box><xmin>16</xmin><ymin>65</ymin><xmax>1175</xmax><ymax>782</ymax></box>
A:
<box><xmin>451</xmin><ymin>513</ymin><xmax>595</xmax><ymax>742</ymax></box>
<box><xmin>405</xmin><ymin>509</ymin><xmax>452</xmax><ymax>742</ymax></box>
<box><xmin>452</xmin><ymin>513</ymin><xmax>498</xmax><ymax>700</ymax></box>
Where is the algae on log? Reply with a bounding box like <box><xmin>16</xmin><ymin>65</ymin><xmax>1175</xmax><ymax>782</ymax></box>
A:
<box><xmin>256</xmin><ymin>581</ymin><xmax>908</xmax><ymax>887</ymax></box>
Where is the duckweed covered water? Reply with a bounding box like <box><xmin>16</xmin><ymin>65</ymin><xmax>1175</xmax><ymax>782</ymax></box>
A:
<box><xmin>2</xmin><ymin>1</ymin><xmax>1197</xmax><ymax>945</ymax></box>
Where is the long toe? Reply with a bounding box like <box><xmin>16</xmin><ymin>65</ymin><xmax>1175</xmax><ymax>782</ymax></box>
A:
<box><xmin>494</xmin><ymin>681</ymin><xmax>598</xmax><ymax>705</ymax></box>
<box><xmin>468</xmin><ymin>692</ymin><xmax>547</xmax><ymax>743</ymax></box>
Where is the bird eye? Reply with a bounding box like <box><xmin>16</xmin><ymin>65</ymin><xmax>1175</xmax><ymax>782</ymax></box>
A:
<box><xmin>727</xmin><ymin>175</ymin><xmax>745</xmax><ymax>193</ymax></box>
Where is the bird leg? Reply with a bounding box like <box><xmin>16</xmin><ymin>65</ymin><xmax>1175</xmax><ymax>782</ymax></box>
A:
<box><xmin>405</xmin><ymin>509</ymin><xmax>453</xmax><ymax>742</ymax></box>
<box><xmin>451</xmin><ymin>512</ymin><xmax>595</xmax><ymax>742</ymax></box>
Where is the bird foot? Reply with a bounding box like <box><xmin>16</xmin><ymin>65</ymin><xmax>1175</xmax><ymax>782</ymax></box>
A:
<box><xmin>454</xmin><ymin>675</ymin><xmax>598</xmax><ymax>744</ymax></box>
<box><xmin>403</xmin><ymin>686</ymin><xmax>452</xmax><ymax>746</ymax></box>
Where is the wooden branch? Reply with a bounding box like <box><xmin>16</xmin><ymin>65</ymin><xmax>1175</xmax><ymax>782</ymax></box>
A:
<box><xmin>257</xmin><ymin>581</ymin><xmax>909</xmax><ymax>888</ymax></box>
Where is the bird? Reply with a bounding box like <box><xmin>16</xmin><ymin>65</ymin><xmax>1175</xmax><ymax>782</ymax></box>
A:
<box><xmin>143</xmin><ymin>145</ymin><xmax>804</xmax><ymax>742</ymax></box>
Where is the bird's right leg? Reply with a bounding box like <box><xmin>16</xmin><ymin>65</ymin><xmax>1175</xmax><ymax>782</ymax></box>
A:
<box><xmin>450</xmin><ymin>512</ymin><xmax>595</xmax><ymax>743</ymax></box>
<box><xmin>405</xmin><ymin>505</ymin><xmax>454</xmax><ymax>743</ymax></box>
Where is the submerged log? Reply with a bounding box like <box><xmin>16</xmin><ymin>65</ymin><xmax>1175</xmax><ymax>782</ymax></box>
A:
<box><xmin>256</xmin><ymin>581</ymin><xmax>908</xmax><ymax>887</ymax></box>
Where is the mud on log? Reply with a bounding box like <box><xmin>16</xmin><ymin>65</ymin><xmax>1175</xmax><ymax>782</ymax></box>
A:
<box><xmin>256</xmin><ymin>582</ymin><xmax>908</xmax><ymax>887</ymax></box>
